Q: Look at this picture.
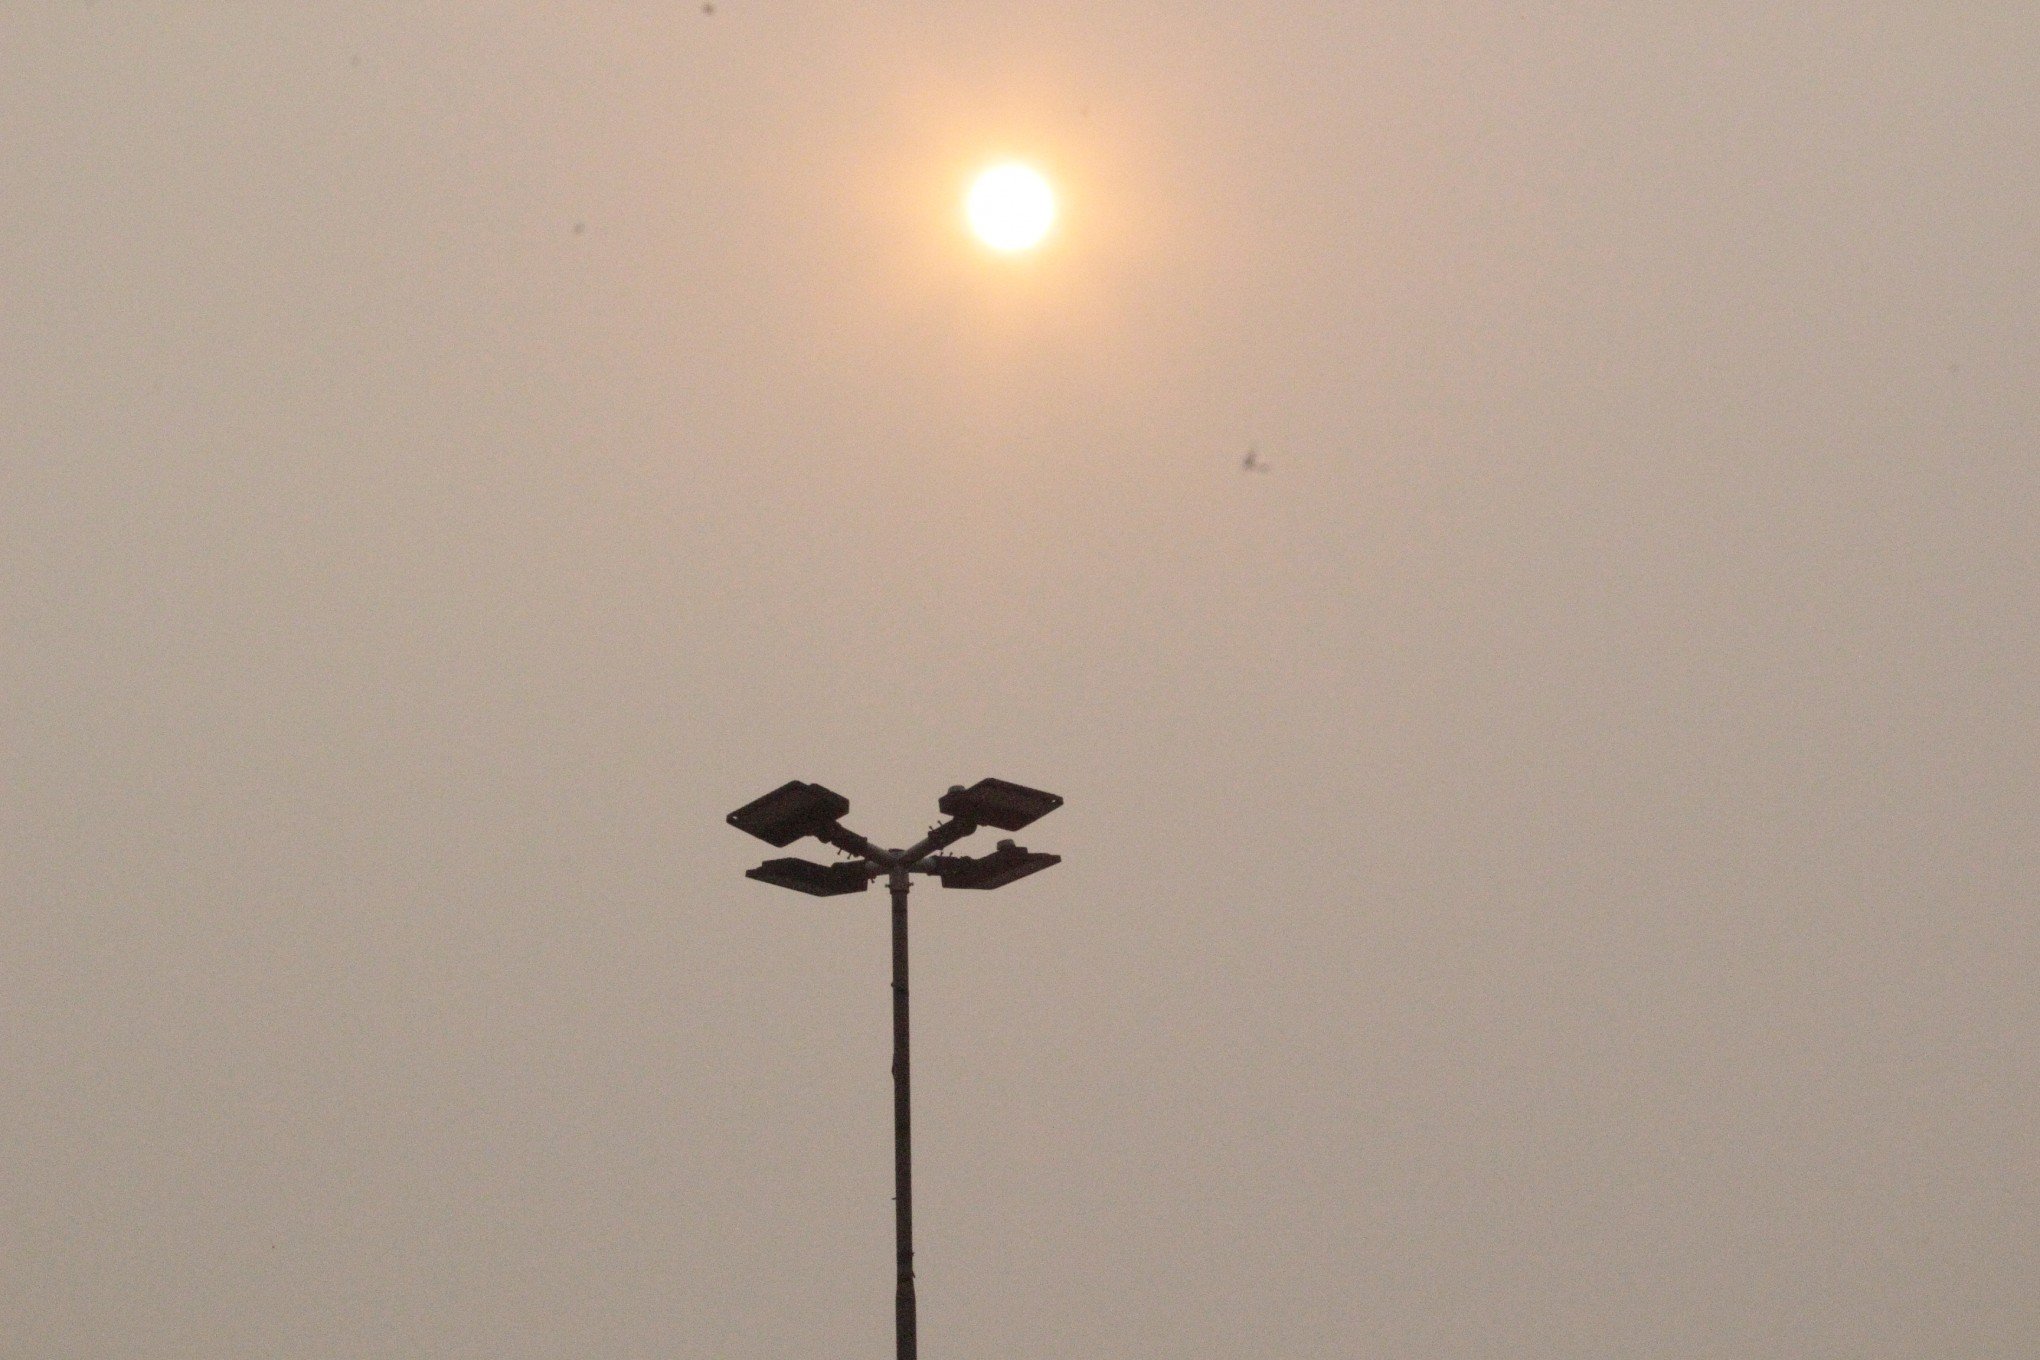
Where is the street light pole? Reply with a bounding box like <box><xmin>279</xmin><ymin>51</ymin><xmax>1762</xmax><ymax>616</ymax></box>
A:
<box><xmin>889</xmin><ymin>866</ymin><xmax>917</xmax><ymax>1360</ymax></box>
<box><xmin>726</xmin><ymin>776</ymin><xmax>1064</xmax><ymax>1360</ymax></box>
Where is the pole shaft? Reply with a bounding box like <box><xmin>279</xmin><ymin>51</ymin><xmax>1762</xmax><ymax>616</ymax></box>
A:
<box><xmin>891</xmin><ymin>871</ymin><xmax>917</xmax><ymax>1360</ymax></box>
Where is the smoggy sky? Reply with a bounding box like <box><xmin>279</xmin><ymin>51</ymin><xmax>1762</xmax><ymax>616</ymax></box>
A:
<box><xmin>4</xmin><ymin>5</ymin><xmax>2034</xmax><ymax>1356</ymax></box>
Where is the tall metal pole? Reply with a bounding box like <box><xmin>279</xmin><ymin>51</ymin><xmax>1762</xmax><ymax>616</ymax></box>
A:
<box><xmin>889</xmin><ymin>866</ymin><xmax>917</xmax><ymax>1360</ymax></box>
<box><xmin>732</xmin><ymin>779</ymin><xmax>1059</xmax><ymax>1357</ymax></box>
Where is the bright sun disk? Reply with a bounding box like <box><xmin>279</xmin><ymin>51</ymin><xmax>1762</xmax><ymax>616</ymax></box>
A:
<box><xmin>966</xmin><ymin>163</ymin><xmax>1056</xmax><ymax>252</ymax></box>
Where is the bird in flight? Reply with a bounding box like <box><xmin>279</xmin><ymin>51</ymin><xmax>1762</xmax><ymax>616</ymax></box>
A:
<box><xmin>1241</xmin><ymin>445</ymin><xmax>1269</xmax><ymax>473</ymax></box>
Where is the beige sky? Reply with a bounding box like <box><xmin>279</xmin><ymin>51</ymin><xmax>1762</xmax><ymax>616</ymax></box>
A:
<box><xmin>4</xmin><ymin>4</ymin><xmax>2035</xmax><ymax>1356</ymax></box>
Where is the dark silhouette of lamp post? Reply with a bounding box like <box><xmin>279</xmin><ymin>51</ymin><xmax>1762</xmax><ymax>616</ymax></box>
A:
<box><xmin>727</xmin><ymin>777</ymin><xmax>1063</xmax><ymax>1360</ymax></box>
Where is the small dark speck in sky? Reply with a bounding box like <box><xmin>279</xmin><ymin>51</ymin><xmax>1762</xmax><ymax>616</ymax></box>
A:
<box><xmin>702</xmin><ymin>2</ymin><xmax>716</xmax><ymax>14</ymax></box>
<box><xmin>572</xmin><ymin>222</ymin><xmax>587</xmax><ymax>235</ymax></box>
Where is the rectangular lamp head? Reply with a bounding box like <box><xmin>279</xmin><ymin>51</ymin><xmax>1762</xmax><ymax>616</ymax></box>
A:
<box><xmin>936</xmin><ymin>840</ymin><xmax>1061</xmax><ymax>890</ymax></box>
<box><xmin>937</xmin><ymin>777</ymin><xmax>1063</xmax><ymax>832</ymax></box>
<box><xmin>746</xmin><ymin>857</ymin><xmax>872</xmax><ymax>896</ymax></box>
<box><xmin>728</xmin><ymin>781</ymin><xmax>851</xmax><ymax>847</ymax></box>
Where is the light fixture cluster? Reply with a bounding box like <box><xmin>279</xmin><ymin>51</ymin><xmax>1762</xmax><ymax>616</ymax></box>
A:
<box><xmin>728</xmin><ymin>777</ymin><xmax>1063</xmax><ymax>895</ymax></box>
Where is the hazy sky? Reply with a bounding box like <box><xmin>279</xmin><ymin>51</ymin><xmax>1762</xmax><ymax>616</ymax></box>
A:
<box><xmin>5</xmin><ymin>5</ymin><xmax>2035</xmax><ymax>1356</ymax></box>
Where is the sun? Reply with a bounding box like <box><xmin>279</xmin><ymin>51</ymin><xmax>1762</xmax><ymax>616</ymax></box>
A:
<box><xmin>965</xmin><ymin>162</ymin><xmax>1057</xmax><ymax>253</ymax></box>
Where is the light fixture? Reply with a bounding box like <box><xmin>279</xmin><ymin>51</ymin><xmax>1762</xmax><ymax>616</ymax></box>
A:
<box><xmin>727</xmin><ymin>776</ymin><xmax>1063</xmax><ymax>1360</ymax></box>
